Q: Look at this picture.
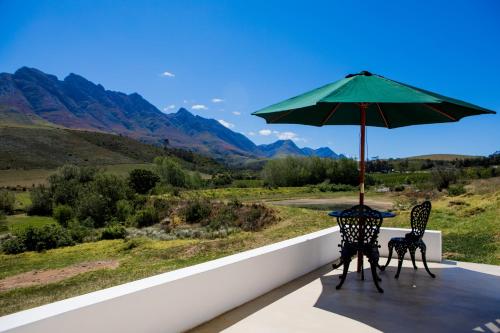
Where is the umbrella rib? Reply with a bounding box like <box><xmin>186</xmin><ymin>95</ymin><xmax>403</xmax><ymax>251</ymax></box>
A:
<box><xmin>425</xmin><ymin>104</ymin><xmax>457</xmax><ymax>121</ymax></box>
<box><xmin>268</xmin><ymin>109</ymin><xmax>294</xmax><ymax>123</ymax></box>
<box><xmin>320</xmin><ymin>103</ymin><xmax>341</xmax><ymax>125</ymax></box>
<box><xmin>376</xmin><ymin>103</ymin><xmax>390</xmax><ymax>128</ymax></box>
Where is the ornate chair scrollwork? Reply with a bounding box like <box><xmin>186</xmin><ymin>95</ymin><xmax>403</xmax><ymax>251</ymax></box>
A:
<box><xmin>381</xmin><ymin>201</ymin><xmax>435</xmax><ymax>278</ymax></box>
<box><xmin>335</xmin><ymin>205</ymin><xmax>384</xmax><ymax>293</ymax></box>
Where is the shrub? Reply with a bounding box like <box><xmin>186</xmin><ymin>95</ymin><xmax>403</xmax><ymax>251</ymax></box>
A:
<box><xmin>128</xmin><ymin>169</ymin><xmax>159</xmax><ymax>194</ymax></box>
<box><xmin>2</xmin><ymin>237</ymin><xmax>26</xmax><ymax>254</ymax></box>
<box><xmin>448</xmin><ymin>184</ymin><xmax>466</xmax><ymax>196</ymax></box>
<box><xmin>116</xmin><ymin>200</ymin><xmax>133</xmax><ymax>222</ymax></box>
<box><xmin>0</xmin><ymin>190</ymin><xmax>15</xmax><ymax>214</ymax></box>
<box><xmin>53</xmin><ymin>204</ymin><xmax>73</xmax><ymax>227</ymax></box>
<box><xmin>431</xmin><ymin>167</ymin><xmax>458</xmax><ymax>191</ymax></box>
<box><xmin>211</xmin><ymin>173</ymin><xmax>233</xmax><ymax>187</ymax></box>
<box><xmin>101</xmin><ymin>225</ymin><xmax>127</xmax><ymax>240</ymax></box>
<box><xmin>67</xmin><ymin>220</ymin><xmax>93</xmax><ymax>243</ymax></box>
<box><xmin>48</xmin><ymin>165</ymin><xmax>96</xmax><ymax>206</ymax></box>
<box><xmin>239</xmin><ymin>204</ymin><xmax>277</xmax><ymax>232</ymax></box>
<box><xmin>0</xmin><ymin>212</ymin><xmax>7</xmax><ymax>233</ymax></box>
<box><xmin>13</xmin><ymin>224</ymin><xmax>74</xmax><ymax>252</ymax></box>
<box><xmin>183</xmin><ymin>199</ymin><xmax>211</xmax><ymax>224</ymax></box>
<box><xmin>28</xmin><ymin>185</ymin><xmax>53</xmax><ymax>216</ymax></box>
<box><xmin>134</xmin><ymin>207</ymin><xmax>159</xmax><ymax>228</ymax></box>
<box><xmin>76</xmin><ymin>192</ymin><xmax>108</xmax><ymax>227</ymax></box>
<box><xmin>154</xmin><ymin>157</ymin><xmax>188</xmax><ymax>188</ymax></box>
<box><xmin>208</xmin><ymin>205</ymin><xmax>236</xmax><ymax>230</ymax></box>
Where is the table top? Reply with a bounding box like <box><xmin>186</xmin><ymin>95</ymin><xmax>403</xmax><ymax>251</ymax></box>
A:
<box><xmin>328</xmin><ymin>210</ymin><xmax>396</xmax><ymax>218</ymax></box>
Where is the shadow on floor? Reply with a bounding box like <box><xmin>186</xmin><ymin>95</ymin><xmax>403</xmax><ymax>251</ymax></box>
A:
<box><xmin>314</xmin><ymin>266</ymin><xmax>500</xmax><ymax>333</ymax></box>
<box><xmin>189</xmin><ymin>265</ymin><xmax>333</xmax><ymax>332</ymax></box>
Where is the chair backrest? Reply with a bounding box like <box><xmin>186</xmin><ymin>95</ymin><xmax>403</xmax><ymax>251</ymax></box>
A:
<box><xmin>337</xmin><ymin>205</ymin><xmax>383</xmax><ymax>247</ymax></box>
<box><xmin>409</xmin><ymin>201</ymin><xmax>432</xmax><ymax>239</ymax></box>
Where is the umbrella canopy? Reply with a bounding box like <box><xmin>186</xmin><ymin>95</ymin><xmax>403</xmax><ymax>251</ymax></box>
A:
<box><xmin>253</xmin><ymin>70</ymin><xmax>495</xmax><ymax>272</ymax></box>
<box><xmin>252</xmin><ymin>71</ymin><xmax>495</xmax><ymax>128</ymax></box>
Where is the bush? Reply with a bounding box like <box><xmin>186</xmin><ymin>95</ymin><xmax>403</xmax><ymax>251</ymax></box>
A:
<box><xmin>431</xmin><ymin>167</ymin><xmax>458</xmax><ymax>191</ymax></box>
<box><xmin>66</xmin><ymin>220</ymin><xmax>93</xmax><ymax>243</ymax></box>
<box><xmin>2</xmin><ymin>237</ymin><xmax>26</xmax><ymax>254</ymax></box>
<box><xmin>128</xmin><ymin>169</ymin><xmax>159</xmax><ymax>194</ymax></box>
<box><xmin>0</xmin><ymin>190</ymin><xmax>15</xmax><ymax>214</ymax></box>
<box><xmin>208</xmin><ymin>205</ymin><xmax>236</xmax><ymax>230</ymax></box>
<box><xmin>28</xmin><ymin>185</ymin><xmax>52</xmax><ymax>216</ymax></box>
<box><xmin>211</xmin><ymin>173</ymin><xmax>233</xmax><ymax>187</ymax></box>
<box><xmin>183</xmin><ymin>199</ymin><xmax>211</xmax><ymax>224</ymax></box>
<box><xmin>11</xmin><ymin>224</ymin><xmax>74</xmax><ymax>253</ymax></box>
<box><xmin>48</xmin><ymin>165</ymin><xmax>97</xmax><ymax>206</ymax></box>
<box><xmin>0</xmin><ymin>212</ymin><xmax>7</xmax><ymax>233</ymax></box>
<box><xmin>448</xmin><ymin>184</ymin><xmax>466</xmax><ymax>196</ymax></box>
<box><xmin>76</xmin><ymin>192</ymin><xmax>108</xmax><ymax>227</ymax></box>
<box><xmin>133</xmin><ymin>207</ymin><xmax>159</xmax><ymax>228</ymax></box>
<box><xmin>53</xmin><ymin>204</ymin><xmax>73</xmax><ymax>227</ymax></box>
<box><xmin>116</xmin><ymin>200</ymin><xmax>133</xmax><ymax>222</ymax></box>
<box><xmin>101</xmin><ymin>225</ymin><xmax>127</xmax><ymax>240</ymax></box>
<box><xmin>154</xmin><ymin>157</ymin><xmax>188</xmax><ymax>188</ymax></box>
<box><xmin>239</xmin><ymin>204</ymin><xmax>277</xmax><ymax>231</ymax></box>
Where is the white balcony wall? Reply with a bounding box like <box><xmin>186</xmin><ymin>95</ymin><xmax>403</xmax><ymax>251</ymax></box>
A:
<box><xmin>0</xmin><ymin>227</ymin><xmax>441</xmax><ymax>333</ymax></box>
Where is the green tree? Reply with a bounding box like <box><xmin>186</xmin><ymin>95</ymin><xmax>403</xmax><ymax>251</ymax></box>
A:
<box><xmin>128</xmin><ymin>169</ymin><xmax>160</xmax><ymax>194</ymax></box>
<box><xmin>154</xmin><ymin>157</ymin><xmax>188</xmax><ymax>188</ymax></box>
<box><xmin>0</xmin><ymin>190</ymin><xmax>15</xmax><ymax>214</ymax></box>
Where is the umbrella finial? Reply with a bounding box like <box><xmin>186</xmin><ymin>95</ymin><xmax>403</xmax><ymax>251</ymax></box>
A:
<box><xmin>345</xmin><ymin>70</ymin><xmax>373</xmax><ymax>78</ymax></box>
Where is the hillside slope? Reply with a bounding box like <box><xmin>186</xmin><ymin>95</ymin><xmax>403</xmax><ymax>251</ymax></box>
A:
<box><xmin>0</xmin><ymin>125</ymin><xmax>221</xmax><ymax>172</ymax></box>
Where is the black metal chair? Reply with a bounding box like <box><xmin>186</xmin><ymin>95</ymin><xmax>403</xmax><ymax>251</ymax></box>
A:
<box><xmin>381</xmin><ymin>201</ymin><xmax>435</xmax><ymax>279</ymax></box>
<box><xmin>335</xmin><ymin>205</ymin><xmax>384</xmax><ymax>293</ymax></box>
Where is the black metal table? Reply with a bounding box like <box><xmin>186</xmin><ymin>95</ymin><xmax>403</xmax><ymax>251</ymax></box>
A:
<box><xmin>329</xmin><ymin>209</ymin><xmax>396</xmax><ymax>271</ymax></box>
<box><xmin>328</xmin><ymin>211</ymin><xmax>396</xmax><ymax>218</ymax></box>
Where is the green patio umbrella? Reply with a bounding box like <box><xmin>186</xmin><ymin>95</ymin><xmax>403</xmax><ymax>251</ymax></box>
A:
<box><xmin>252</xmin><ymin>70</ymin><xmax>495</xmax><ymax>271</ymax></box>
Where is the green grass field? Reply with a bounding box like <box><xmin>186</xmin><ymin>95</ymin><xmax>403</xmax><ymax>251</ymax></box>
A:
<box><xmin>0</xmin><ymin>179</ymin><xmax>498</xmax><ymax>316</ymax></box>
<box><xmin>0</xmin><ymin>163</ymin><xmax>155</xmax><ymax>188</ymax></box>
<box><xmin>5</xmin><ymin>215</ymin><xmax>56</xmax><ymax>234</ymax></box>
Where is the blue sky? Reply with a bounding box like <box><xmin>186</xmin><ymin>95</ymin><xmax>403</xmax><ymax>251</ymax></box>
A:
<box><xmin>1</xmin><ymin>0</ymin><xmax>499</xmax><ymax>158</ymax></box>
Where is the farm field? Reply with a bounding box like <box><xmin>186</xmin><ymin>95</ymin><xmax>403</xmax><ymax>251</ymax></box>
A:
<box><xmin>0</xmin><ymin>164</ymin><xmax>154</xmax><ymax>188</ymax></box>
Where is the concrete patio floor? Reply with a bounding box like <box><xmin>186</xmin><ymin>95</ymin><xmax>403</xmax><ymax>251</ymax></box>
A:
<box><xmin>190</xmin><ymin>258</ymin><xmax>500</xmax><ymax>333</ymax></box>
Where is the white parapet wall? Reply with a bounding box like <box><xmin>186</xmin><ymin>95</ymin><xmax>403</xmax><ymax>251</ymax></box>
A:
<box><xmin>0</xmin><ymin>227</ymin><xmax>441</xmax><ymax>333</ymax></box>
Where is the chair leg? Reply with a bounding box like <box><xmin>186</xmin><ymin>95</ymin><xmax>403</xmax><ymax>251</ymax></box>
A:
<box><xmin>409</xmin><ymin>249</ymin><xmax>418</xmax><ymax>270</ymax></box>
<box><xmin>332</xmin><ymin>258</ymin><xmax>343</xmax><ymax>270</ymax></box>
<box><xmin>361</xmin><ymin>259</ymin><xmax>364</xmax><ymax>281</ymax></box>
<box><xmin>420</xmin><ymin>247</ymin><xmax>436</xmax><ymax>278</ymax></box>
<box><xmin>336</xmin><ymin>258</ymin><xmax>351</xmax><ymax>290</ymax></box>
<box><xmin>369</xmin><ymin>260</ymin><xmax>384</xmax><ymax>293</ymax></box>
<box><xmin>381</xmin><ymin>242</ymin><xmax>394</xmax><ymax>271</ymax></box>
<box><xmin>395</xmin><ymin>258</ymin><xmax>404</xmax><ymax>279</ymax></box>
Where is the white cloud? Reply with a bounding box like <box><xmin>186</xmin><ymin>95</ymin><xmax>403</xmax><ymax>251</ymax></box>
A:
<box><xmin>232</xmin><ymin>111</ymin><xmax>241</xmax><ymax>116</ymax></box>
<box><xmin>248</xmin><ymin>131</ymin><xmax>256</xmax><ymax>136</ymax></box>
<box><xmin>163</xmin><ymin>104</ymin><xmax>176</xmax><ymax>112</ymax></box>
<box><xmin>218</xmin><ymin>119</ymin><xmax>235</xmax><ymax>129</ymax></box>
<box><xmin>161</xmin><ymin>71</ymin><xmax>175</xmax><ymax>77</ymax></box>
<box><xmin>271</xmin><ymin>130</ymin><xmax>307</xmax><ymax>142</ymax></box>
<box><xmin>259</xmin><ymin>129</ymin><xmax>272</xmax><ymax>136</ymax></box>
<box><xmin>211</xmin><ymin>98</ymin><xmax>224</xmax><ymax>103</ymax></box>
<box><xmin>192</xmin><ymin>104</ymin><xmax>208</xmax><ymax>110</ymax></box>
<box><xmin>276</xmin><ymin>131</ymin><xmax>298</xmax><ymax>140</ymax></box>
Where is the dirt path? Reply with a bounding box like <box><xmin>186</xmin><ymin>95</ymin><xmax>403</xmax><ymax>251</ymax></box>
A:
<box><xmin>269</xmin><ymin>197</ymin><xmax>394</xmax><ymax>211</ymax></box>
<box><xmin>0</xmin><ymin>260</ymin><xmax>119</xmax><ymax>292</ymax></box>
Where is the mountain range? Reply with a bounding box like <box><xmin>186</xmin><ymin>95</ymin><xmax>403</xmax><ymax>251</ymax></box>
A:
<box><xmin>0</xmin><ymin>67</ymin><xmax>344</xmax><ymax>162</ymax></box>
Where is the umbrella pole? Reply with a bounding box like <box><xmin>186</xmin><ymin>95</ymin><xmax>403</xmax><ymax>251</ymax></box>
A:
<box><xmin>357</xmin><ymin>103</ymin><xmax>368</xmax><ymax>272</ymax></box>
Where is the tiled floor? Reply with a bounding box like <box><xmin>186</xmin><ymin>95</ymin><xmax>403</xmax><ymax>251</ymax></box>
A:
<box><xmin>191</xmin><ymin>259</ymin><xmax>500</xmax><ymax>333</ymax></box>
